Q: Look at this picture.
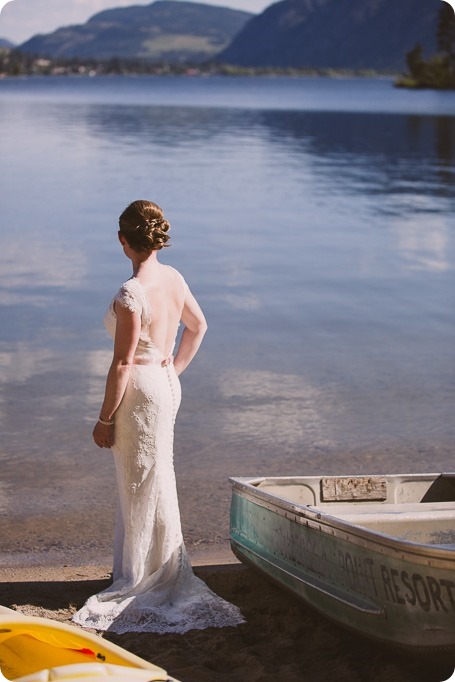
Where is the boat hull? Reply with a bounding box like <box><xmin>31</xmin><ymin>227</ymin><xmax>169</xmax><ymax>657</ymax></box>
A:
<box><xmin>230</xmin><ymin>474</ymin><xmax>455</xmax><ymax>653</ymax></box>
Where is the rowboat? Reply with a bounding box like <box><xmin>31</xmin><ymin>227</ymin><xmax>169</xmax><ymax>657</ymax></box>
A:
<box><xmin>0</xmin><ymin>606</ymin><xmax>179</xmax><ymax>681</ymax></box>
<box><xmin>229</xmin><ymin>472</ymin><xmax>455</xmax><ymax>652</ymax></box>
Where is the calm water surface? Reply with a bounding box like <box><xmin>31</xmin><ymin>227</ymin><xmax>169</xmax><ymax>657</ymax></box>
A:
<box><xmin>0</xmin><ymin>76</ymin><xmax>454</xmax><ymax>564</ymax></box>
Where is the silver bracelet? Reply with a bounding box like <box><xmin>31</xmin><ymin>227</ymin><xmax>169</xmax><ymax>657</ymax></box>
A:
<box><xmin>98</xmin><ymin>417</ymin><xmax>115</xmax><ymax>426</ymax></box>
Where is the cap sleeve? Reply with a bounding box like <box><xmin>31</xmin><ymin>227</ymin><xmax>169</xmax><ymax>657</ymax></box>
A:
<box><xmin>114</xmin><ymin>282</ymin><xmax>142</xmax><ymax>315</ymax></box>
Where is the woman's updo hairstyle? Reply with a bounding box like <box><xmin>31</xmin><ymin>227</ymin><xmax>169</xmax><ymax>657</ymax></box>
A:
<box><xmin>119</xmin><ymin>200</ymin><xmax>171</xmax><ymax>252</ymax></box>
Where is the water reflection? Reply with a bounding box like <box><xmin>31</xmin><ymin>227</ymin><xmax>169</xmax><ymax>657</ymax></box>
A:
<box><xmin>0</xmin><ymin>240</ymin><xmax>87</xmax><ymax>302</ymax></box>
<box><xmin>258</xmin><ymin>110</ymin><xmax>455</xmax><ymax>211</ymax></box>
<box><xmin>0</xmin><ymin>344</ymin><xmax>53</xmax><ymax>428</ymax></box>
<box><xmin>392</xmin><ymin>213</ymin><xmax>450</xmax><ymax>273</ymax></box>
<box><xmin>84</xmin><ymin>348</ymin><xmax>112</xmax><ymax>418</ymax></box>
<box><xmin>8</xmin><ymin>99</ymin><xmax>454</xmax><ymax>226</ymax></box>
<box><xmin>218</xmin><ymin>369</ymin><xmax>337</xmax><ymax>449</ymax></box>
<box><xmin>0</xmin><ymin>78</ymin><xmax>454</xmax><ymax>563</ymax></box>
<box><xmin>0</xmin><ymin>343</ymin><xmax>53</xmax><ymax>384</ymax></box>
<box><xmin>223</xmin><ymin>292</ymin><xmax>260</xmax><ymax>311</ymax></box>
<box><xmin>82</xmin><ymin>104</ymin><xmax>258</xmax><ymax>150</ymax></box>
<box><xmin>55</xmin><ymin>103</ymin><xmax>455</xmax><ymax>236</ymax></box>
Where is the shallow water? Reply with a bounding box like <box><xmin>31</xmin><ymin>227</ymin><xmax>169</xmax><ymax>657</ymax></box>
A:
<box><xmin>0</xmin><ymin>75</ymin><xmax>454</xmax><ymax>564</ymax></box>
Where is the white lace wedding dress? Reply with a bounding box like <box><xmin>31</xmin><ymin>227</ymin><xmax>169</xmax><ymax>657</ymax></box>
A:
<box><xmin>72</xmin><ymin>276</ymin><xmax>244</xmax><ymax>634</ymax></box>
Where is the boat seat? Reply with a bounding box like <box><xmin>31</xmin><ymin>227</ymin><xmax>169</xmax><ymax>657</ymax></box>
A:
<box><xmin>314</xmin><ymin>502</ymin><xmax>455</xmax><ymax>546</ymax></box>
<box><xmin>315</xmin><ymin>501</ymin><xmax>455</xmax><ymax>518</ymax></box>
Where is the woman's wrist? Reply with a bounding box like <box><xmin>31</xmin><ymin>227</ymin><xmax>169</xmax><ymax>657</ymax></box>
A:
<box><xmin>98</xmin><ymin>416</ymin><xmax>115</xmax><ymax>426</ymax></box>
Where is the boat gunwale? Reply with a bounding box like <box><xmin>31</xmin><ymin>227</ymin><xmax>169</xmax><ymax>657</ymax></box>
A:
<box><xmin>229</xmin><ymin>474</ymin><xmax>455</xmax><ymax>568</ymax></box>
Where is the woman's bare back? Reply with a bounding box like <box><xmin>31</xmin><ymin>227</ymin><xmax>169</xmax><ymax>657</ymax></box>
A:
<box><xmin>135</xmin><ymin>265</ymin><xmax>187</xmax><ymax>358</ymax></box>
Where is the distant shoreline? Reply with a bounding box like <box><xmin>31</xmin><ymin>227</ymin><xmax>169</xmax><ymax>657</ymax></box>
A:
<box><xmin>0</xmin><ymin>48</ymin><xmax>399</xmax><ymax>80</ymax></box>
<box><xmin>395</xmin><ymin>75</ymin><xmax>455</xmax><ymax>91</ymax></box>
<box><xmin>0</xmin><ymin>70</ymin><xmax>398</xmax><ymax>81</ymax></box>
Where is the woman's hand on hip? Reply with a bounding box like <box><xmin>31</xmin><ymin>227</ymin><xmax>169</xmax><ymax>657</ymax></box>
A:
<box><xmin>93</xmin><ymin>421</ymin><xmax>115</xmax><ymax>449</ymax></box>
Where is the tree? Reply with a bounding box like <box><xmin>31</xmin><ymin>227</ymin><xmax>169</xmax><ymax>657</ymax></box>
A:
<box><xmin>398</xmin><ymin>6</ymin><xmax>455</xmax><ymax>89</ymax></box>
<box><xmin>406</xmin><ymin>43</ymin><xmax>425</xmax><ymax>80</ymax></box>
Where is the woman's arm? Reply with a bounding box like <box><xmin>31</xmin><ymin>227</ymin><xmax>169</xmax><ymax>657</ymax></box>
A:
<box><xmin>93</xmin><ymin>303</ymin><xmax>141</xmax><ymax>449</ymax></box>
<box><xmin>173</xmin><ymin>289</ymin><xmax>207</xmax><ymax>377</ymax></box>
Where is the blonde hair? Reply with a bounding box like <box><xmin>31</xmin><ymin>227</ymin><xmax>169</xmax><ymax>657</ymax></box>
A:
<box><xmin>118</xmin><ymin>200</ymin><xmax>171</xmax><ymax>252</ymax></box>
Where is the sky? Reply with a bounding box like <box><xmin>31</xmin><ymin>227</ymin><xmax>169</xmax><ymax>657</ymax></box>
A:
<box><xmin>0</xmin><ymin>0</ymin><xmax>272</xmax><ymax>44</ymax></box>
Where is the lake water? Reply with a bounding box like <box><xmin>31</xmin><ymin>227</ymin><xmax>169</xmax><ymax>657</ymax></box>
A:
<box><xmin>0</xmin><ymin>75</ymin><xmax>454</xmax><ymax>565</ymax></box>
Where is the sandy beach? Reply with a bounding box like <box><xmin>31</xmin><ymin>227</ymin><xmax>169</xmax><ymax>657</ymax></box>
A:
<box><xmin>0</xmin><ymin>553</ymin><xmax>453</xmax><ymax>682</ymax></box>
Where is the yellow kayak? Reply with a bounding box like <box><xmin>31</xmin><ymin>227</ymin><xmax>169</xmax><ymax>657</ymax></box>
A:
<box><xmin>0</xmin><ymin>607</ymin><xmax>178</xmax><ymax>682</ymax></box>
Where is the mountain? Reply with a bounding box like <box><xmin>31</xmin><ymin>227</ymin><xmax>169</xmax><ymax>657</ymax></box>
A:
<box><xmin>218</xmin><ymin>0</ymin><xmax>441</xmax><ymax>72</ymax></box>
<box><xmin>18</xmin><ymin>1</ymin><xmax>253</xmax><ymax>63</ymax></box>
<box><xmin>0</xmin><ymin>38</ymin><xmax>15</xmax><ymax>49</ymax></box>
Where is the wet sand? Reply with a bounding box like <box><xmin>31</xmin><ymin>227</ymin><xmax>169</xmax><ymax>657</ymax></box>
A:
<box><xmin>0</xmin><ymin>557</ymin><xmax>453</xmax><ymax>682</ymax></box>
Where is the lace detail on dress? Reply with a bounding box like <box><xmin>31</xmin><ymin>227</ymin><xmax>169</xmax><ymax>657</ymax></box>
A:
<box><xmin>114</xmin><ymin>279</ymin><xmax>148</xmax><ymax>316</ymax></box>
<box><xmin>73</xmin><ymin>273</ymin><xmax>244</xmax><ymax>634</ymax></box>
<box><xmin>72</xmin><ymin>544</ymin><xmax>244</xmax><ymax>634</ymax></box>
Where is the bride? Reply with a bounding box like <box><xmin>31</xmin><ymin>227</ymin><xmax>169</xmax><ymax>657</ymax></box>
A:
<box><xmin>72</xmin><ymin>200</ymin><xmax>244</xmax><ymax>634</ymax></box>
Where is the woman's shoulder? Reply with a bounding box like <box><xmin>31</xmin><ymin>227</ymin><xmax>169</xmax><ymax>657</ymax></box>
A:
<box><xmin>113</xmin><ymin>278</ymin><xmax>144</xmax><ymax>314</ymax></box>
<box><xmin>164</xmin><ymin>265</ymin><xmax>189</xmax><ymax>292</ymax></box>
